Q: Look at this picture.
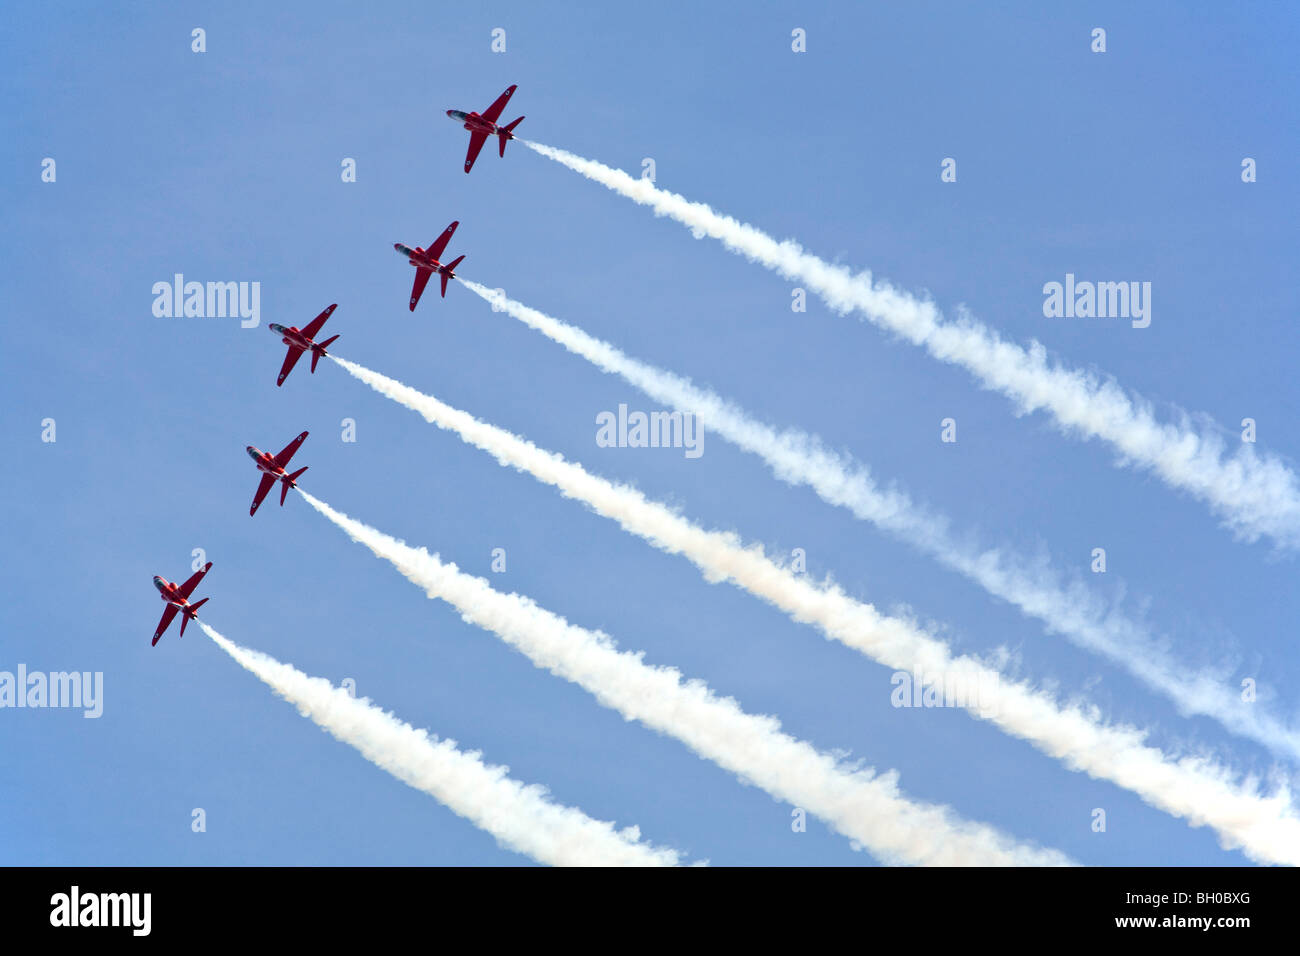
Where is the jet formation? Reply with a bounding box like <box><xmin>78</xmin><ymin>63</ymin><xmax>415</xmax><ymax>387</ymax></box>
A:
<box><xmin>151</xmin><ymin>86</ymin><xmax>526</xmax><ymax>643</ymax></box>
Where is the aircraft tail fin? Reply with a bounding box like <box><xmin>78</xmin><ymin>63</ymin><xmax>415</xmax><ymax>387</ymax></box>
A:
<box><xmin>441</xmin><ymin>256</ymin><xmax>465</xmax><ymax>296</ymax></box>
<box><xmin>499</xmin><ymin>117</ymin><xmax>524</xmax><ymax>156</ymax></box>
<box><xmin>184</xmin><ymin>597</ymin><xmax>209</xmax><ymax>635</ymax></box>
<box><xmin>311</xmin><ymin>336</ymin><xmax>339</xmax><ymax>372</ymax></box>
<box><xmin>282</xmin><ymin>467</ymin><xmax>308</xmax><ymax>504</ymax></box>
<box><xmin>180</xmin><ymin>600</ymin><xmax>207</xmax><ymax>637</ymax></box>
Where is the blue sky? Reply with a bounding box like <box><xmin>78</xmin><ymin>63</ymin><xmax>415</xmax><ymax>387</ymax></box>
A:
<box><xmin>2</xmin><ymin>2</ymin><xmax>1297</xmax><ymax>865</ymax></box>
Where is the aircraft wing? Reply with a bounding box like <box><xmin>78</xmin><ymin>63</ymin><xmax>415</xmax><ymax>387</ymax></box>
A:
<box><xmin>463</xmin><ymin>130</ymin><xmax>489</xmax><ymax>174</ymax></box>
<box><xmin>177</xmin><ymin>562</ymin><xmax>213</xmax><ymax>599</ymax></box>
<box><xmin>250</xmin><ymin>474</ymin><xmax>276</xmax><ymax>516</ymax></box>
<box><xmin>409</xmin><ymin>267</ymin><xmax>433</xmax><ymax>311</ymax></box>
<box><xmin>276</xmin><ymin>347</ymin><xmax>304</xmax><ymax>387</ymax></box>
<box><xmin>480</xmin><ymin>85</ymin><xmax>516</xmax><ymax>124</ymax></box>
<box><xmin>427</xmin><ymin>221</ymin><xmax>459</xmax><ymax>263</ymax></box>
<box><xmin>273</xmin><ymin>431</ymin><xmax>309</xmax><ymax>467</ymax></box>
<box><xmin>301</xmin><ymin>303</ymin><xmax>337</xmax><ymax>340</ymax></box>
<box><xmin>152</xmin><ymin>604</ymin><xmax>179</xmax><ymax>646</ymax></box>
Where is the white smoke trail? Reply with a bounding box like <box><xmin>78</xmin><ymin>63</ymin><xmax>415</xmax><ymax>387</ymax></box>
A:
<box><xmin>459</xmin><ymin>279</ymin><xmax>1300</xmax><ymax>762</ymax></box>
<box><xmin>329</xmin><ymin>354</ymin><xmax>1300</xmax><ymax>865</ymax></box>
<box><xmin>297</xmin><ymin>489</ymin><xmax>1071</xmax><ymax>866</ymax></box>
<box><xmin>521</xmin><ymin>140</ymin><xmax>1300</xmax><ymax>551</ymax></box>
<box><xmin>199</xmin><ymin>621</ymin><xmax>683</xmax><ymax>866</ymax></box>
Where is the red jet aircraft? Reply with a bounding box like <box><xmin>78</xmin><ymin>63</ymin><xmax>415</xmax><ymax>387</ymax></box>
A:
<box><xmin>246</xmin><ymin>431</ymin><xmax>309</xmax><ymax>515</ymax></box>
<box><xmin>151</xmin><ymin>562</ymin><xmax>212</xmax><ymax>646</ymax></box>
<box><xmin>393</xmin><ymin>221</ymin><xmax>464</xmax><ymax>311</ymax></box>
<box><xmin>446</xmin><ymin>85</ymin><xmax>524</xmax><ymax>174</ymax></box>
<box><xmin>269</xmin><ymin>304</ymin><xmax>340</xmax><ymax>387</ymax></box>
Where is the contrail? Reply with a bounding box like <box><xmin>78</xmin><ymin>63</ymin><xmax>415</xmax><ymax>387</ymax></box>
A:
<box><xmin>199</xmin><ymin>621</ymin><xmax>683</xmax><ymax>866</ymax></box>
<box><xmin>329</xmin><ymin>354</ymin><xmax>1300</xmax><ymax>865</ymax></box>
<box><xmin>458</xmin><ymin>279</ymin><xmax>1300</xmax><ymax>763</ymax></box>
<box><xmin>521</xmin><ymin>139</ymin><xmax>1300</xmax><ymax>551</ymax></box>
<box><xmin>297</xmin><ymin>489</ymin><xmax>1071</xmax><ymax>866</ymax></box>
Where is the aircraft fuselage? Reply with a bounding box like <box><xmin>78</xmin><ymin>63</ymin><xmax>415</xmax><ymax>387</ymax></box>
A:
<box><xmin>446</xmin><ymin>109</ymin><xmax>512</xmax><ymax>139</ymax></box>
<box><xmin>269</xmin><ymin>323</ymin><xmax>317</xmax><ymax>351</ymax></box>
<box><xmin>246</xmin><ymin>446</ymin><xmax>288</xmax><ymax>479</ymax></box>
<box><xmin>393</xmin><ymin>243</ymin><xmax>451</xmax><ymax>273</ymax></box>
<box><xmin>153</xmin><ymin>576</ymin><xmax>194</xmax><ymax>611</ymax></box>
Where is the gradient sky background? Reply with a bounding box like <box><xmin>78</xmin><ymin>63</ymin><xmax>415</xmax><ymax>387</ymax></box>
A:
<box><xmin>2</xmin><ymin>2</ymin><xmax>1297</xmax><ymax>865</ymax></box>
